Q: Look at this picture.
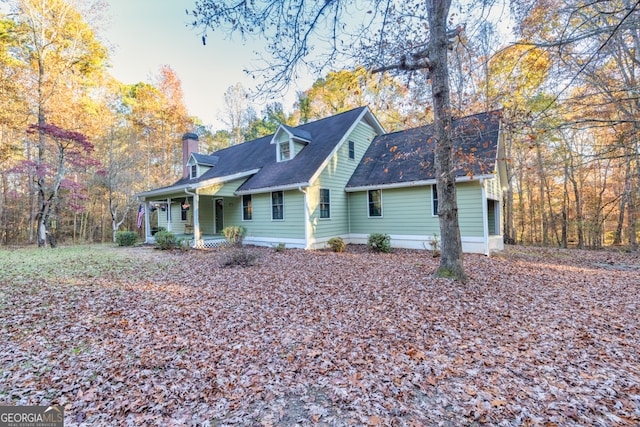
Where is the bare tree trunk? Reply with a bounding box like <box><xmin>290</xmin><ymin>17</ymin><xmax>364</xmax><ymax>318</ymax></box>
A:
<box><xmin>428</xmin><ymin>0</ymin><xmax>466</xmax><ymax>282</ymax></box>
<box><xmin>613</xmin><ymin>172</ymin><xmax>631</xmax><ymax>245</ymax></box>
<box><xmin>503</xmin><ymin>130</ymin><xmax>515</xmax><ymax>244</ymax></box>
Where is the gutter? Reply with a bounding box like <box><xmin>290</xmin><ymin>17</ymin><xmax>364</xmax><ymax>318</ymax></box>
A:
<box><xmin>345</xmin><ymin>174</ymin><xmax>496</xmax><ymax>193</ymax></box>
<box><xmin>235</xmin><ymin>182</ymin><xmax>310</xmax><ymax>196</ymax></box>
<box><xmin>137</xmin><ymin>168</ymin><xmax>260</xmax><ymax>199</ymax></box>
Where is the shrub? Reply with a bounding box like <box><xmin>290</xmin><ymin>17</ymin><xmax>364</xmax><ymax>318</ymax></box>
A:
<box><xmin>154</xmin><ymin>230</ymin><xmax>177</xmax><ymax>250</ymax></box>
<box><xmin>429</xmin><ymin>233</ymin><xmax>441</xmax><ymax>258</ymax></box>
<box><xmin>178</xmin><ymin>237</ymin><xmax>192</xmax><ymax>251</ymax></box>
<box><xmin>115</xmin><ymin>231</ymin><xmax>137</xmax><ymax>247</ymax></box>
<box><xmin>221</xmin><ymin>248</ymin><xmax>259</xmax><ymax>267</ymax></box>
<box><xmin>273</xmin><ymin>243</ymin><xmax>286</xmax><ymax>252</ymax></box>
<box><xmin>327</xmin><ymin>237</ymin><xmax>346</xmax><ymax>253</ymax></box>
<box><xmin>222</xmin><ymin>225</ymin><xmax>247</xmax><ymax>246</ymax></box>
<box><xmin>367</xmin><ymin>233</ymin><xmax>391</xmax><ymax>253</ymax></box>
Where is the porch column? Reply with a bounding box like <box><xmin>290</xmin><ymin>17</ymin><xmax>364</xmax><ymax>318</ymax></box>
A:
<box><xmin>166</xmin><ymin>198</ymin><xmax>172</xmax><ymax>232</ymax></box>
<box><xmin>144</xmin><ymin>200</ymin><xmax>151</xmax><ymax>243</ymax></box>
<box><xmin>193</xmin><ymin>192</ymin><xmax>200</xmax><ymax>247</ymax></box>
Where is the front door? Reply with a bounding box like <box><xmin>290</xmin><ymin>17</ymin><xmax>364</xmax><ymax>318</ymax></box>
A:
<box><xmin>215</xmin><ymin>198</ymin><xmax>224</xmax><ymax>233</ymax></box>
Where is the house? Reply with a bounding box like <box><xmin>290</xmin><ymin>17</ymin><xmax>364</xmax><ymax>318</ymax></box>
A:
<box><xmin>137</xmin><ymin>107</ymin><xmax>506</xmax><ymax>254</ymax></box>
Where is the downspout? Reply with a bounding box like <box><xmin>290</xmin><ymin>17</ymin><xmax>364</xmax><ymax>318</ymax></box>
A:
<box><xmin>166</xmin><ymin>197</ymin><xmax>172</xmax><ymax>232</ymax></box>
<box><xmin>480</xmin><ymin>178</ymin><xmax>490</xmax><ymax>256</ymax></box>
<box><xmin>298</xmin><ymin>186</ymin><xmax>310</xmax><ymax>249</ymax></box>
<box><xmin>185</xmin><ymin>187</ymin><xmax>199</xmax><ymax>248</ymax></box>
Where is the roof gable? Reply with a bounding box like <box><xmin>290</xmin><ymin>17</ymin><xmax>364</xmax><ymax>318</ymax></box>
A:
<box><xmin>271</xmin><ymin>124</ymin><xmax>312</xmax><ymax>145</ymax></box>
<box><xmin>141</xmin><ymin>107</ymin><xmax>381</xmax><ymax>197</ymax></box>
<box><xmin>346</xmin><ymin>111</ymin><xmax>502</xmax><ymax>190</ymax></box>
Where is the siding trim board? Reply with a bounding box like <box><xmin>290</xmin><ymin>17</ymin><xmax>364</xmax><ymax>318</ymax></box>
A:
<box><xmin>348</xmin><ymin>233</ymin><xmax>488</xmax><ymax>253</ymax></box>
<box><xmin>345</xmin><ymin>174</ymin><xmax>497</xmax><ymax>193</ymax></box>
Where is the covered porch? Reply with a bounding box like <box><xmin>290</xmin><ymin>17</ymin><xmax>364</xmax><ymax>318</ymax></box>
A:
<box><xmin>140</xmin><ymin>190</ymin><xmax>239</xmax><ymax>249</ymax></box>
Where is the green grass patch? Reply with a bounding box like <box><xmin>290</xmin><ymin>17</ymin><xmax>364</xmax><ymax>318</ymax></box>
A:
<box><xmin>0</xmin><ymin>244</ymin><xmax>175</xmax><ymax>286</ymax></box>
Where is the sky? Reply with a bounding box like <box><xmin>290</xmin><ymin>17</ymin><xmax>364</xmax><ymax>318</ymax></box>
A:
<box><xmin>101</xmin><ymin>0</ymin><xmax>312</xmax><ymax>130</ymax></box>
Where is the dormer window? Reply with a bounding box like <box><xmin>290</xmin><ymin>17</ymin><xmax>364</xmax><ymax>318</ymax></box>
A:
<box><xmin>271</xmin><ymin>124</ymin><xmax>311</xmax><ymax>162</ymax></box>
<box><xmin>190</xmin><ymin>164</ymin><xmax>197</xmax><ymax>179</ymax></box>
<box><xmin>279</xmin><ymin>141</ymin><xmax>291</xmax><ymax>161</ymax></box>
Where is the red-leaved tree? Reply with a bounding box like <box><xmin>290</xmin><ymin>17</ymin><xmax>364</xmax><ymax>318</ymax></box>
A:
<box><xmin>24</xmin><ymin>123</ymin><xmax>96</xmax><ymax>247</ymax></box>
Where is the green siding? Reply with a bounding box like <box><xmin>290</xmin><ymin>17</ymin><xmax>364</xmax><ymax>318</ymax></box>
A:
<box><xmin>457</xmin><ymin>183</ymin><xmax>484</xmax><ymax>236</ymax></box>
<box><xmin>198</xmin><ymin>196</ymin><xmax>216</xmax><ymax>235</ymax></box>
<box><xmin>226</xmin><ymin>190</ymin><xmax>305</xmax><ymax>239</ymax></box>
<box><xmin>349</xmin><ymin>182</ymin><xmax>485</xmax><ymax>237</ymax></box>
<box><xmin>310</xmin><ymin>122</ymin><xmax>378</xmax><ymax>239</ymax></box>
<box><xmin>484</xmin><ymin>175</ymin><xmax>501</xmax><ymax>199</ymax></box>
<box><xmin>293</xmin><ymin>141</ymin><xmax>305</xmax><ymax>157</ymax></box>
<box><xmin>158</xmin><ymin>201</ymin><xmax>191</xmax><ymax>234</ymax></box>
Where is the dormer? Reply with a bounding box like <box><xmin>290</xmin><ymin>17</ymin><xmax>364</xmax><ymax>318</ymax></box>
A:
<box><xmin>271</xmin><ymin>124</ymin><xmax>311</xmax><ymax>162</ymax></box>
<box><xmin>187</xmin><ymin>153</ymin><xmax>218</xmax><ymax>179</ymax></box>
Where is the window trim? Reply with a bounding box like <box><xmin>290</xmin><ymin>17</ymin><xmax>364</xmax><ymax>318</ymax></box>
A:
<box><xmin>271</xmin><ymin>191</ymin><xmax>284</xmax><ymax>221</ymax></box>
<box><xmin>242</xmin><ymin>194</ymin><xmax>253</xmax><ymax>221</ymax></box>
<box><xmin>431</xmin><ymin>185</ymin><xmax>438</xmax><ymax>217</ymax></box>
<box><xmin>190</xmin><ymin>163</ymin><xmax>198</xmax><ymax>179</ymax></box>
<box><xmin>319</xmin><ymin>188</ymin><xmax>331</xmax><ymax>219</ymax></box>
<box><xmin>348</xmin><ymin>140</ymin><xmax>355</xmax><ymax>160</ymax></box>
<box><xmin>278</xmin><ymin>140</ymin><xmax>291</xmax><ymax>162</ymax></box>
<box><xmin>368</xmin><ymin>189</ymin><xmax>383</xmax><ymax>218</ymax></box>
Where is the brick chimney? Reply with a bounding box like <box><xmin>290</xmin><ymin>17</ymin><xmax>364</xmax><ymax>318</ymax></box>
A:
<box><xmin>182</xmin><ymin>133</ymin><xmax>199</xmax><ymax>178</ymax></box>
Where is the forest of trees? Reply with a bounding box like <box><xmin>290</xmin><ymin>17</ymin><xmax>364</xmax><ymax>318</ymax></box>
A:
<box><xmin>0</xmin><ymin>0</ymin><xmax>638</xmax><ymax>250</ymax></box>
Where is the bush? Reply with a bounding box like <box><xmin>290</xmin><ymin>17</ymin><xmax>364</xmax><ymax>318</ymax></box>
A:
<box><xmin>429</xmin><ymin>233</ymin><xmax>441</xmax><ymax>258</ymax></box>
<box><xmin>222</xmin><ymin>225</ymin><xmax>247</xmax><ymax>246</ymax></box>
<box><xmin>115</xmin><ymin>231</ymin><xmax>137</xmax><ymax>247</ymax></box>
<box><xmin>154</xmin><ymin>230</ymin><xmax>177</xmax><ymax>250</ymax></box>
<box><xmin>327</xmin><ymin>237</ymin><xmax>346</xmax><ymax>253</ymax></box>
<box><xmin>273</xmin><ymin>243</ymin><xmax>286</xmax><ymax>252</ymax></box>
<box><xmin>367</xmin><ymin>233</ymin><xmax>391</xmax><ymax>253</ymax></box>
<box><xmin>221</xmin><ymin>248</ymin><xmax>259</xmax><ymax>267</ymax></box>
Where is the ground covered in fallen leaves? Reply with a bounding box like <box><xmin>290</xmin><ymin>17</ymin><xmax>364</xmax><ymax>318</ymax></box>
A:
<box><xmin>1</xmin><ymin>244</ymin><xmax>639</xmax><ymax>426</ymax></box>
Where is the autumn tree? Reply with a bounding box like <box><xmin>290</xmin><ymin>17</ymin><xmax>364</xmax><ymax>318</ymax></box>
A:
<box><xmin>22</xmin><ymin>124</ymin><xmax>95</xmax><ymax>247</ymax></box>
<box><xmin>190</xmin><ymin>0</ymin><xmax>484</xmax><ymax>281</ymax></box>
<box><xmin>297</xmin><ymin>68</ymin><xmax>409</xmax><ymax>130</ymax></box>
<box><xmin>513</xmin><ymin>0</ymin><xmax>640</xmax><ymax>249</ymax></box>
<box><xmin>5</xmin><ymin>0</ymin><xmax>107</xmax><ymax>246</ymax></box>
<box><xmin>221</xmin><ymin>83</ymin><xmax>251</xmax><ymax>145</ymax></box>
<box><xmin>244</xmin><ymin>102</ymin><xmax>296</xmax><ymax>141</ymax></box>
<box><xmin>154</xmin><ymin>65</ymin><xmax>192</xmax><ymax>175</ymax></box>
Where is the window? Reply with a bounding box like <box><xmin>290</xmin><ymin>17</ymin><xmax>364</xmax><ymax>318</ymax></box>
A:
<box><xmin>368</xmin><ymin>189</ymin><xmax>382</xmax><ymax>217</ymax></box>
<box><xmin>348</xmin><ymin>140</ymin><xmax>355</xmax><ymax>160</ymax></box>
<box><xmin>271</xmin><ymin>191</ymin><xmax>284</xmax><ymax>220</ymax></box>
<box><xmin>319</xmin><ymin>188</ymin><xmax>330</xmax><ymax>219</ymax></box>
<box><xmin>279</xmin><ymin>141</ymin><xmax>291</xmax><ymax>161</ymax></box>
<box><xmin>242</xmin><ymin>194</ymin><xmax>252</xmax><ymax>221</ymax></box>
<box><xmin>190</xmin><ymin>164</ymin><xmax>197</xmax><ymax>179</ymax></box>
<box><xmin>432</xmin><ymin>185</ymin><xmax>438</xmax><ymax>216</ymax></box>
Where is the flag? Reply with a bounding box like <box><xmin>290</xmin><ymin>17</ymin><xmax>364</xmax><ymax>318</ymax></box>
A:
<box><xmin>137</xmin><ymin>204</ymin><xmax>145</xmax><ymax>229</ymax></box>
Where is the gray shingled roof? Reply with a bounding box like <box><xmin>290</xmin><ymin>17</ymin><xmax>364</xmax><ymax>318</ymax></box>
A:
<box><xmin>161</xmin><ymin>106</ymin><xmax>370</xmax><ymax>193</ymax></box>
<box><xmin>279</xmin><ymin>124</ymin><xmax>312</xmax><ymax>143</ymax></box>
<box><xmin>191</xmin><ymin>153</ymin><xmax>219</xmax><ymax>166</ymax></box>
<box><xmin>346</xmin><ymin>111</ymin><xmax>501</xmax><ymax>189</ymax></box>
